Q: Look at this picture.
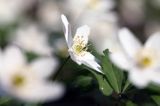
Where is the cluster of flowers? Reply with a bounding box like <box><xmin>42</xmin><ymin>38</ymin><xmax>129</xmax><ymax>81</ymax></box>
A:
<box><xmin>0</xmin><ymin>0</ymin><xmax>160</xmax><ymax>104</ymax></box>
<box><xmin>61</xmin><ymin>15</ymin><xmax>160</xmax><ymax>89</ymax></box>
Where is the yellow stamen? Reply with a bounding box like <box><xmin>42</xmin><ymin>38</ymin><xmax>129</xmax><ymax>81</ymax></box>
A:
<box><xmin>139</xmin><ymin>57</ymin><xmax>152</xmax><ymax>68</ymax></box>
<box><xmin>12</xmin><ymin>74</ymin><xmax>25</xmax><ymax>87</ymax></box>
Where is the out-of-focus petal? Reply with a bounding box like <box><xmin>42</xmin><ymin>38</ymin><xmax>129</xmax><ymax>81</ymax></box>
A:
<box><xmin>13</xmin><ymin>81</ymin><xmax>64</xmax><ymax>103</ymax></box>
<box><xmin>145</xmin><ymin>32</ymin><xmax>160</xmax><ymax>52</ymax></box>
<box><xmin>118</xmin><ymin>28</ymin><xmax>142</xmax><ymax>59</ymax></box>
<box><xmin>109</xmin><ymin>51</ymin><xmax>132</xmax><ymax>71</ymax></box>
<box><xmin>3</xmin><ymin>46</ymin><xmax>26</xmax><ymax>73</ymax></box>
<box><xmin>129</xmin><ymin>68</ymin><xmax>153</xmax><ymax>88</ymax></box>
<box><xmin>30</xmin><ymin>57</ymin><xmax>59</xmax><ymax>79</ymax></box>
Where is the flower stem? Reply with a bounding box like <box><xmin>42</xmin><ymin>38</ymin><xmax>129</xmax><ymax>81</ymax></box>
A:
<box><xmin>53</xmin><ymin>56</ymin><xmax>70</xmax><ymax>80</ymax></box>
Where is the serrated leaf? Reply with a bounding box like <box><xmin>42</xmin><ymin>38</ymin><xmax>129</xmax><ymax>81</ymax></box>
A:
<box><xmin>151</xmin><ymin>95</ymin><xmax>160</xmax><ymax>106</ymax></box>
<box><xmin>102</xmin><ymin>49</ymin><xmax>120</xmax><ymax>93</ymax></box>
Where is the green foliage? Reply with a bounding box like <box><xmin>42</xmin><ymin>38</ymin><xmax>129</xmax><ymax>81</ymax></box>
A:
<box><xmin>101</xmin><ymin>49</ymin><xmax>124</xmax><ymax>93</ymax></box>
<box><xmin>151</xmin><ymin>95</ymin><xmax>160</xmax><ymax>106</ymax></box>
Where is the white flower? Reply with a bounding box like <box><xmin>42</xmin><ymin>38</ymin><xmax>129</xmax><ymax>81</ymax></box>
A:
<box><xmin>78</xmin><ymin>12</ymin><xmax>118</xmax><ymax>54</ymax></box>
<box><xmin>65</xmin><ymin>0</ymin><xmax>115</xmax><ymax>22</ymax></box>
<box><xmin>61</xmin><ymin>14</ymin><xmax>102</xmax><ymax>73</ymax></box>
<box><xmin>0</xmin><ymin>46</ymin><xmax>64</xmax><ymax>103</ymax></box>
<box><xmin>0</xmin><ymin>0</ymin><xmax>35</xmax><ymax>25</ymax></box>
<box><xmin>12</xmin><ymin>24</ymin><xmax>53</xmax><ymax>56</ymax></box>
<box><xmin>110</xmin><ymin>28</ymin><xmax>160</xmax><ymax>88</ymax></box>
<box><xmin>37</xmin><ymin>0</ymin><xmax>62</xmax><ymax>31</ymax></box>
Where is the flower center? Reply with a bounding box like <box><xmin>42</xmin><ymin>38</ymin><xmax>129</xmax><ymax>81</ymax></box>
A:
<box><xmin>72</xmin><ymin>44</ymin><xmax>87</xmax><ymax>55</ymax></box>
<box><xmin>88</xmin><ymin>0</ymin><xmax>98</xmax><ymax>9</ymax></box>
<box><xmin>139</xmin><ymin>56</ymin><xmax>152</xmax><ymax>68</ymax></box>
<box><xmin>72</xmin><ymin>35</ymin><xmax>87</xmax><ymax>55</ymax></box>
<box><xmin>12</xmin><ymin>74</ymin><xmax>25</xmax><ymax>87</ymax></box>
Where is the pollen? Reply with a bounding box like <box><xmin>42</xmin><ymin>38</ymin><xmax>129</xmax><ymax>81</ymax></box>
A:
<box><xmin>72</xmin><ymin>35</ymin><xmax>87</xmax><ymax>55</ymax></box>
<box><xmin>12</xmin><ymin>74</ymin><xmax>25</xmax><ymax>87</ymax></box>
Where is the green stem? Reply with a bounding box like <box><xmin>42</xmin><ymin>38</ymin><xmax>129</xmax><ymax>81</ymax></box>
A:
<box><xmin>53</xmin><ymin>56</ymin><xmax>70</xmax><ymax>80</ymax></box>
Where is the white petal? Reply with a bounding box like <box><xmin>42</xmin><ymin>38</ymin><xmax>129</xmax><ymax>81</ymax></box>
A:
<box><xmin>14</xmin><ymin>81</ymin><xmax>64</xmax><ymax>103</ymax></box>
<box><xmin>0</xmin><ymin>49</ymin><xmax>2</xmax><ymax>69</ymax></box>
<box><xmin>30</xmin><ymin>57</ymin><xmax>59</xmax><ymax>79</ymax></box>
<box><xmin>61</xmin><ymin>14</ymin><xmax>73</xmax><ymax>48</ymax></box>
<box><xmin>118</xmin><ymin>28</ymin><xmax>142</xmax><ymax>59</ymax></box>
<box><xmin>109</xmin><ymin>51</ymin><xmax>133</xmax><ymax>71</ymax></box>
<box><xmin>68</xmin><ymin>50</ymin><xmax>82</xmax><ymax>65</ymax></box>
<box><xmin>129</xmin><ymin>69</ymin><xmax>153</xmax><ymax>88</ymax></box>
<box><xmin>79</xmin><ymin>52</ymin><xmax>103</xmax><ymax>73</ymax></box>
<box><xmin>74</xmin><ymin>25</ymin><xmax>90</xmax><ymax>45</ymax></box>
<box><xmin>145</xmin><ymin>32</ymin><xmax>160</xmax><ymax>52</ymax></box>
<box><xmin>3</xmin><ymin>46</ymin><xmax>26</xmax><ymax>73</ymax></box>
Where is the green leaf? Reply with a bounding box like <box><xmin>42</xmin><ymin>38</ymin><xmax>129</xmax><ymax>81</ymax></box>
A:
<box><xmin>73</xmin><ymin>75</ymin><xmax>93</xmax><ymax>88</ymax></box>
<box><xmin>151</xmin><ymin>95</ymin><xmax>160</xmax><ymax>106</ymax></box>
<box><xmin>91</xmin><ymin>71</ymin><xmax>113</xmax><ymax>96</ymax></box>
<box><xmin>102</xmin><ymin>49</ymin><xmax>123</xmax><ymax>93</ymax></box>
<box><xmin>148</xmin><ymin>84</ymin><xmax>160</xmax><ymax>93</ymax></box>
<box><xmin>112</xmin><ymin>65</ymin><xmax>124</xmax><ymax>92</ymax></box>
<box><xmin>126</xmin><ymin>101</ymin><xmax>137</xmax><ymax>106</ymax></box>
<box><xmin>122</xmin><ymin>79</ymin><xmax>132</xmax><ymax>93</ymax></box>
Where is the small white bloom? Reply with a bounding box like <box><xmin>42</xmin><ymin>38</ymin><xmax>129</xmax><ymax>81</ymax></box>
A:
<box><xmin>12</xmin><ymin>24</ymin><xmax>53</xmax><ymax>56</ymax></box>
<box><xmin>0</xmin><ymin>46</ymin><xmax>64</xmax><ymax>103</ymax></box>
<box><xmin>65</xmin><ymin>0</ymin><xmax>115</xmax><ymax>22</ymax></box>
<box><xmin>0</xmin><ymin>0</ymin><xmax>35</xmax><ymax>25</ymax></box>
<box><xmin>37</xmin><ymin>0</ymin><xmax>62</xmax><ymax>31</ymax></box>
<box><xmin>61</xmin><ymin>14</ymin><xmax>102</xmax><ymax>73</ymax></box>
<box><xmin>110</xmin><ymin>28</ymin><xmax>160</xmax><ymax>88</ymax></box>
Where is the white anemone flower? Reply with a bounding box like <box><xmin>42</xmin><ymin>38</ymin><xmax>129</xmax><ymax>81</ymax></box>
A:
<box><xmin>12</xmin><ymin>24</ymin><xmax>53</xmax><ymax>56</ymax></box>
<box><xmin>61</xmin><ymin>14</ymin><xmax>102</xmax><ymax>74</ymax></box>
<box><xmin>37</xmin><ymin>0</ymin><xmax>62</xmax><ymax>31</ymax></box>
<box><xmin>110</xmin><ymin>28</ymin><xmax>160</xmax><ymax>88</ymax></box>
<box><xmin>0</xmin><ymin>0</ymin><xmax>35</xmax><ymax>25</ymax></box>
<box><xmin>0</xmin><ymin>46</ymin><xmax>64</xmax><ymax>103</ymax></box>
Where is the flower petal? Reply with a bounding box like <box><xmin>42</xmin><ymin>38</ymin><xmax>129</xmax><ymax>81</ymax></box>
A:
<box><xmin>79</xmin><ymin>52</ymin><xmax>102</xmax><ymax>73</ymax></box>
<box><xmin>145</xmin><ymin>32</ymin><xmax>160</xmax><ymax>52</ymax></box>
<box><xmin>61</xmin><ymin>14</ymin><xmax>73</xmax><ymax>48</ymax></box>
<box><xmin>129</xmin><ymin>68</ymin><xmax>153</xmax><ymax>88</ymax></box>
<box><xmin>109</xmin><ymin>50</ymin><xmax>133</xmax><ymax>71</ymax></box>
<box><xmin>3</xmin><ymin>46</ymin><xmax>26</xmax><ymax>73</ymax></box>
<box><xmin>13</xmin><ymin>81</ymin><xmax>64</xmax><ymax>103</ymax></box>
<box><xmin>74</xmin><ymin>25</ymin><xmax>90</xmax><ymax>45</ymax></box>
<box><xmin>118</xmin><ymin>28</ymin><xmax>142</xmax><ymax>59</ymax></box>
<box><xmin>30</xmin><ymin>57</ymin><xmax>59</xmax><ymax>79</ymax></box>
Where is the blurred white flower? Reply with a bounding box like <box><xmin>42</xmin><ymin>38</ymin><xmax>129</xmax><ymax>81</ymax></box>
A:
<box><xmin>0</xmin><ymin>46</ymin><xmax>64</xmax><ymax>103</ymax></box>
<box><xmin>37</xmin><ymin>0</ymin><xmax>62</xmax><ymax>31</ymax></box>
<box><xmin>0</xmin><ymin>0</ymin><xmax>35</xmax><ymax>25</ymax></box>
<box><xmin>61</xmin><ymin>14</ymin><xmax>102</xmax><ymax>74</ymax></box>
<box><xmin>65</xmin><ymin>0</ymin><xmax>115</xmax><ymax>21</ymax></box>
<box><xmin>12</xmin><ymin>24</ymin><xmax>53</xmax><ymax>56</ymax></box>
<box><xmin>78</xmin><ymin>12</ymin><xmax>118</xmax><ymax>54</ymax></box>
<box><xmin>110</xmin><ymin>28</ymin><xmax>160</xmax><ymax>88</ymax></box>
